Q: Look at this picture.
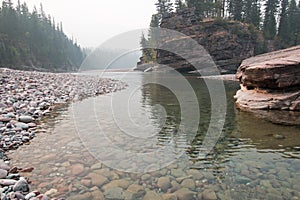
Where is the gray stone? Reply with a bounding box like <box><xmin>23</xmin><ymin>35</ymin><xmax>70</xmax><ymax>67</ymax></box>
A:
<box><xmin>15</xmin><ymin>122</ymin><xmax>29</xmax><ymax>130</ymax></box>
<box><xmin>174</xmin><ymin>188</ymin><xmax>196</xmax><ymax>200</ymax></box>
<box><xmin>0</xmin><ymin>169</ymin><xmax>8</xmax><ymax>179</ymax></box>
<box><xmin>143</xmin><ymin>191</ymin><xmax>163</xmax><ymax>200</ymax></box>
<box><xmin>13</xmin><ymin>178</ymin><xmax>30</xmax><ymax>193</ymax></box>
<box><xmin>202</xmin><ymin>189</ymin><xmax>217</xmax><ymax>200</ymax></box>
<box><xmin>88</xmin><ymin>172</ymin><xmax>108</xmax><ymax>187</ymax></box>
<box><xmin>0</xmin><ymin>117</ymin><xmax>10</xmax><ymax>123</ymax></box>
<box><xmin>91</xmin><ymin>163</ymin><xmax>102</xmax><ymax>170</ymax></box>
<box><xmin>181</xmin><ymin>179</ymin><xmax>195</xmax><ymax>190</ymax></box>
<box><xmin>104</xmin><ymin>186</ymin><xmax>124</xmax><ymax>200</ymax></box>
<box><xmin>235</xmin><ymin>176</ymin><xmax>251</xmax><ymax>184</ymax></box>
<box><xmin>0</xmin><ymin>179</ymin><xmax>17</xmax><ymax>186</ymax></box>
<box><xmin>19</xmin><ymin>116</ymin><xmax>34</xmax><ymax>123</ymax></box>
<box><xmin>126</xmin><ymin>184</ymin><xmax>146</xmax><ymax>198</ymax></box>
<box><xmin>0</xmin><ymin>160</ymin><xmax>10</xmax><ymax>170</ymax></box>
<box><xmin>161</xmin><ymin>193</ymin><xmax>178</xmax><ymax>200</ymax></box>
<box><xmin>157</xmin><ymin>177</ymin><xmax>172</xmax><ymax>191</ymax></box>
<box><xmin>6</xmin><ymin>192</ymin><xmax>25</xmax><ymax>200</ymax></box>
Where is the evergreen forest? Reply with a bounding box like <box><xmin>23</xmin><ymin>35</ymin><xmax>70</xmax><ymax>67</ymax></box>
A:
<box><xmin>142</xmin><ymin>0</ymin><xmax>300</xmax><ymax>50</ymax></box>
<box><xmin>0</xmin><ymin>0</ymin><xmax>84</xmax><ymax>72</ymax></box>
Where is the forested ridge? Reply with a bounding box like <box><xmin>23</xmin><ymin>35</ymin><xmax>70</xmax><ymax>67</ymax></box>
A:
<box><xmin>155</xmin><ymin>0</ymin><xmax>300</xmax><ymax>45</ymax></box>
<box><xmin>141</xmin><ymin>0</ymin><xmax>300</xmax><ymax>63</ymax></box>
<box><xmin>0</xmin><ymin>0</ymin><xmax>84</xmax><ymax>72</ymax></box>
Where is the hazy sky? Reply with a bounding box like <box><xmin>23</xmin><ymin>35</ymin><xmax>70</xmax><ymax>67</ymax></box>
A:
<box><xmin>12</xmin><ymin>0</ymin><xmax>157</xmax><ymax>47</ymax></box>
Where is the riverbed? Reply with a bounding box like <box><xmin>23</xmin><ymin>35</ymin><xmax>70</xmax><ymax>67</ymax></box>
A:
<box><xmin>7</xmin><ymin>72</ymin><xmax>300</xmax><ymax>200</ymax></box>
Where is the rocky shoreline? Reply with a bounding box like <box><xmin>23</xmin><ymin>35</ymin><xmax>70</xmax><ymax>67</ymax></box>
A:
<box><xmin>0</xmin><ymin>68</ymin><xmax>127</xmax><ymax>200</ymax></box>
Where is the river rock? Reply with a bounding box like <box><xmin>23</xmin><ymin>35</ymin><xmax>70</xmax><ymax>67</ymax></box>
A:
<box><xmin>19</xmin><ymin>116</ymin><xmax>34</xmax><ymax>123</ymax></box>
<box><xmin>126</xmin><ymin>184</ymin><xmax>146</xmax><ymax>199</ymax></box>
<box><xmin>13</xmin><ymin>177</ymin><xmax>30</xmax><ymax>193</ymax></box>
<box><xmin>67</xmin><ymin>192</ymin><xmax>92</xmax><ymax>200</ymax></box>
<box><xmin>0</xmin><ymin>168</ymin><xmax>8</xmax><ymax>179</ymax></box>
<box><xmin>174</xmin><ymin>188</ymin><xmax>196</xmax><ymax>200</ymax></box>
<box><xmin>181</xmin><ymin>179</ymin><xmax>195</xmax><ymax>190</ymax></box>
<box><xmin>104</xmin><ymin>186</ymin><xmax>124</xmax><ymax>200</ymax></box>
<box><xmin>157</xmin><ymin>176</ymin><xmax>172</xmax><ymax>191</ymax></box>
<box><xmin>0</xmin><ymin>160</ymin><xmax>10</xmax><ymax>170</ymax></box>
<box><xmin>143</xmin><ymin>191</ymin><xmax>163</xmax><ymax>200</ymax></box>
<box><xmin>90</xmin><ymin>187</ymin><xmax>105</xmax><ymax>200</ymax></box>
<box><xmin>80</xmin><ymin>179</ymin><xmax>92</xmax><ymax>187</ymax></box>
<box><xmin>102</xmin><ymin>179</ymin><xmax>131</xmax><ymax>191</ymax></box>
<box><xmin>15</xmin><ymin>122</ymin><xmax>29</xmax><ymax>130</ymax></box>
<box><xmin>27</xmin><ymin>123</ymin><xmax>37</xmax><ymax>128</ymax></box>
<box><xmin>0</xmin><ymin>178</ymin><xmax>17</xmax><ymax>185</ymax></box>
<box><xmin>91</xmin><ymin>162</ymin><xmax>102</xmax><ymax>170</ymax></box>
<box><xmin>0</xmin><ymin>117</ymin><xmax>10</xmax><ymax>123</ymax></box>
<box><xmin>171</xmin><ymin>168</ymin><xmax>185</xmax><ymax>178</ymax></box>
<box><xmin>44</xmin><ymin>188</ymin><xmax>57</xmax><ymax>197</ymax></box>
<box><xmin>202</xmin><ymin>189</ymin><xmax>217</xmax><ymax>200</ymax></box>
<box><xmin>70</xmin><ymin>163</ymin><xmax>85</xmax><ymax>175</ymax></box>
<box><xmin>6</xmin><ymin>191</ymin><xmax>25</xmax><ymax>199</ymax></box>
<box><xmin>25</xmin><ymin>191</ymin><xmax>40</xmax><ymax>200</ymax></box>
<box><xmin>161</xmin><ymin>193</ymin><xmax>178</xmax><ymax>200</ymax></box>
<box><xmin>88</xmin><ymin>172</ymin><xmax>108</xmax><ymax>187</ymax></box>
<box><xmin>0</xmin><ymin>68</ymin><xmax>127</xmax><ymax>155</ymax></box>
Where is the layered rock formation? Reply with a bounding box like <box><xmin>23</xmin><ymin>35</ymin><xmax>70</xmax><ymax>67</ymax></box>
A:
<box><xmin>234</xmin><ymin>45</ymin><xmax>300</xmax><ymax>125</ymax></box>
<box><xmin>137</xmin><ymin>9</ymin><xmax>261</xmax><ymax>74</ymax></box>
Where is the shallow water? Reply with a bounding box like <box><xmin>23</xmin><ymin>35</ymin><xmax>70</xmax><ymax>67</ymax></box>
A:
<box><xmin>8</xmin><ymin>72</ymin><xmax>300</xmax><ymax>199</ymax></box>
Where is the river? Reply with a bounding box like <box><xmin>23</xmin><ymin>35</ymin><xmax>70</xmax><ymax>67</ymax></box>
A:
<box><xmin>7</xmin><ymin>72</ymin><xmax>300</xmax><ymax>199</ymax></box>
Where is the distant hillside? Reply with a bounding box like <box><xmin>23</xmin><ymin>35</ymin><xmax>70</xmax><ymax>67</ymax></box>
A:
<box><xmin>0</xmin><ymin>1</ymin><xmax>84</xmax><ymax>72</ymax></box>
<box><xmin>81</xmin><ymin>48</ymin><xmax>141</xmax><ymax>70</ymax></box>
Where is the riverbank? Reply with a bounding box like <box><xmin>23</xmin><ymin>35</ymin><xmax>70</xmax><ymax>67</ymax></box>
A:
<box><xmin>0</xmin><ymin>68</ymin><xmax>127</xmax><ymax>199</ymax></box>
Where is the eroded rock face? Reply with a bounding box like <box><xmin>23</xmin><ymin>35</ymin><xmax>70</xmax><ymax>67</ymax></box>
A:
<box><xmin>235</xmin><ymin>45</ymin><xmax>300</xmax><ymax>124</ymax></box>
<box><xmin>235</xmin><ymin>85</ymin><xmax>300</xmax><ymax>111</ymax></box>
<box><xmin>156</xmin><ymin>8</ymin><xmax>258</xmax><ymax>74</ymax></box>
<box><xmin>236</xmin><ymin>45</ymin><xmax>300</xmax><ymax>89</ymax></box>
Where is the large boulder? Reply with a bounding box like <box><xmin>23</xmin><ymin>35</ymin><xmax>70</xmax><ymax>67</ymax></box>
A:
<box><xmin>234</xmin><ymin>45</ymin><xmax>300</xmax><ymax>125</ymax></box>
<box><xmin>236</xmin><ymin>45</ymin><xmax>300</xmax><ymax>89</ymax></box>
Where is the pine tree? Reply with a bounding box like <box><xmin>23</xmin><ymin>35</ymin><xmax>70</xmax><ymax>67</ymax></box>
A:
<box><xmin>263</xmin><ymin>0</ymin><xmax>279</xmax><ymax>39</ymax></box>
<box><xmin>175</xmin><ymin>0</ymin><xmax>185</xmax><ymax>11</ymax></box>
<box><xmin>278</xmin><ymin>0</ymin><xmax>290</xmax><ymax>46</ymax></box>
<box><xmin>250</xmin><ymin>0</ymin><xmax>261</xmax><ymax>28</ymax></box>
<box><xmin>155</xmin><ymin>0</ymin><xmax>173</xmax><ymax>16</ymax></box>
<box><xmin>227</xmin><ymin>0</ymin><xmax>244</xmax><ymax>21</ymax></box>
<box><xmin>288</xmin><ymin>0</ymin><xmax>300</xmax><ymax>45</ymax></box>
<box><xmin>0</xmin><ymin>1</ymin><xmax>84</xmax><ymax>71</ymax></box>
<box><xmin>243</xmin><ymin>0</ymin><xmax>261</xmax><ymax>28</ymax></box>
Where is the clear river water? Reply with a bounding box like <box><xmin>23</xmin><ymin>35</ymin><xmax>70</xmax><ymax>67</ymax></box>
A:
<box><xmin>7</xmin><ymin>72</ymin><xmax>300</xmax><ymax>200</ymax></box>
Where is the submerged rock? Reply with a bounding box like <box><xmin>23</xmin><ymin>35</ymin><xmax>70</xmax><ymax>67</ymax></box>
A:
<box><xmin>157</xmin><ymin>176</ymin><xmax>172</xmax><ymax>192</ymax></box>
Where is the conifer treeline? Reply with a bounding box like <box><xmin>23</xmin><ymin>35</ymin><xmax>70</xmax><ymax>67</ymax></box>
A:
<box><xmin>0</xmin><ymin>0</ymin><xmax>84</xmax><ymax>71</ymax></box>
<box><xmin>152</xmin><ymin>0</ymin><xmax>300</xmax><ymax>47</ymax></box>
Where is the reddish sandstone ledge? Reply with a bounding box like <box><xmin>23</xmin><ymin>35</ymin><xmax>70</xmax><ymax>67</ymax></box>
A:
<box><xmin>235</xmin><ymin>45</ymin><xmax>300</xmax><ymax>117</ymax></box>
<box><xmin>236</xmin><ymin>45</ymin><xmax>300</xmax><ymax>90</ymax></box>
